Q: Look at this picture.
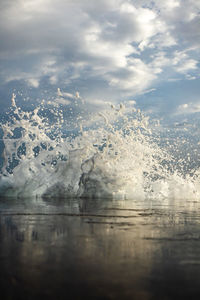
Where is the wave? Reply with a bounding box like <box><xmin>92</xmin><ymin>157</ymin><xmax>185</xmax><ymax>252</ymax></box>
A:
<box><xmin>0</xmin><ymin>94</ymin><xmax>200</xmax><ymax>200</ymax></box>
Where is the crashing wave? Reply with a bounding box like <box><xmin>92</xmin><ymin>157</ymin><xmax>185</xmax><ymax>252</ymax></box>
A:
<box><xmin>0</xmin><ymin>94</ymin><xmax>200</xmax><ymax>200</ymax></box>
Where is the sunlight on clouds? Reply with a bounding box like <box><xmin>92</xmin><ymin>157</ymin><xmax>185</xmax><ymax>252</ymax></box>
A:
<box><xmin>150</xmin><ymin>52</ymin><xmax>170</xmax><ymax>71</ymax></box>
<box><xmin>27</xmin><ymin>78</ymin><xmax>39</xmax><ymax>88</ymax></box>
<box><xmin>20</xmin><ymin>0</ymin><xmax>53</xmax><ymax>13</ymax></box>
<box><xmin>0</xmin><ymin>0</ymin><xmax>199</xmax><ymax>102</ymax></box>
<box><xmin>160</xmin><ymin>0</ymin><xmax>180</xmax><ymax>11</ymax></box>
<box><xmin>107</xmin><ymin>57</ymin><xmax>157</xmax><ymax>93</ymax></box>
<box><xmin>175</xmin><ymin>59</ymin><xmax>198</xmax><ymax>74</ymax></box>
<box><xmin>172</xmin><ymin>51</ymin><xmax>198</xmax><ymax>75</ymax></box>
<box><xmin>178</xmin><ymin>102</ymin><xmax>200</xmax><ymax>114</ymax></box>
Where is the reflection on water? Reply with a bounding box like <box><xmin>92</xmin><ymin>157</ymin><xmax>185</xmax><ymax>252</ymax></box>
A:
<box><xmin>1</xmin><ymin>197</ymin><xmax>200</xmax><ymax>299</ymax></box>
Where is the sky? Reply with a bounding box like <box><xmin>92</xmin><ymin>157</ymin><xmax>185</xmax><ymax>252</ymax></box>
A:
<box><xmin>0</xmin><ymin>0</ymin><xmax>199</xmax><ymax>120</ymax></box>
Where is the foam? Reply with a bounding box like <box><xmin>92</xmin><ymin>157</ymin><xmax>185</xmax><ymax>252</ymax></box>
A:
<box><xmin>1</xmin><ymin>94</ymin><xmax>200</xmax><ymax>200</ymax></box>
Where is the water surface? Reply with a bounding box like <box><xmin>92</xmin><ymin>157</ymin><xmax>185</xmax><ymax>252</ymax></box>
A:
<box><xmin>1</xmin><ymin>197</ymin><xmax>200</xmax><ymax>299</ymax></box>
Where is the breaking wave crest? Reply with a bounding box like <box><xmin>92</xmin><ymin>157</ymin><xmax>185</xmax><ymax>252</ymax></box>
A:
<box><xmin>0</xmin><ymin>94</ymin><xmax>200</xmax><ymax>200</ymax></box>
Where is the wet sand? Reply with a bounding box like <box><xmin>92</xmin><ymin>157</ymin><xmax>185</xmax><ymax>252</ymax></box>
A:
<box><xmin>1</xmin><ymin>197</ymin><xmax>200</xmax><ymax>299</ymax></box>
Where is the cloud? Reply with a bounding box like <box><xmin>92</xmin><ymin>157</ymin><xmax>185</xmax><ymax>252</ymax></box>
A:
<box><xmin>177</xmin><ymin>101</ymin><xmax>200</xmax><ymax>114</ymax></box>
<box><xmin>172</xmin><ymin>50</ymin><xmax>198</xmax><ymax>74</ymax></box>
<box><xmin>152</xmin><ymin>0</ymin><xmax>200</xmax><ymax>47</ymax></box>
<box><xmin>26</xmin><ymin>78</ymin><xmax>40</xmax><ymax>88</ymax></box>
<box><xmin>106</xmin><ymin>57</ymin><xmax>157</xmax><ymax>93</ymax></box>
<box><xmin>175</xmin><ymin>59</ymin><xmax>198</xmax><ymax>74</ymax></box>
<box><xmin>0</xmin><ymin>0</ymin><xmax>199</xmax><ymax>104</ymax></box>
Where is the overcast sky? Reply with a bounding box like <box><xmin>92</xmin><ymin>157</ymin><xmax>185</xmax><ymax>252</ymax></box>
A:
<box><xmin>0</xmin><ymin>0</ymin><xmax>199</xmax><ymax>117</ymax></box>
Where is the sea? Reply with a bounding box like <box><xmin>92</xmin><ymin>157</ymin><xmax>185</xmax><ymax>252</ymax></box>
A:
<box><xmin>0</xmin><ymin>94</ymin><xmax>200</xmax><ymax>299</ymax></box>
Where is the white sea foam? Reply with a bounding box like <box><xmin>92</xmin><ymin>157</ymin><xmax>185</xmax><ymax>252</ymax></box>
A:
<box><xmin>0</xmin><ymin>94</ymin><xmax>200</xmax><ymax>200</ymax></box>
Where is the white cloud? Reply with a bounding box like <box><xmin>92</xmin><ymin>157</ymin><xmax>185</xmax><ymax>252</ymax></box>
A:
<box><xmin>175</xmin><ymin>59</ymin><xmax>198</xmax><ymax>74</ymax></box>
<box><xmin>27</xmin><ymin>78</ymin><xmax>39</xmax><ymax>88</ymax></box>
<box><xmin>106</xmin><ymin>57</ymin><xmax>157</xmax><ymax>93</ymax></box>
<box><xmin>178</xmin><ymin>102</ymin><xmax>200</xmax><ymax>114</ymax></box>
<box><xmin>0</xmin><ymin>0</ymin><xmax>199</xmax><ymax>102</ymax></box>
<box><xmin>150</xmin><ymin>52</ymin><xmax>170</xmax><ymax>71</ymax></box>
<box><xmin>172</xmin><ymin>50</ymin><xmax>198</xmax><ymax>75</ymax></box>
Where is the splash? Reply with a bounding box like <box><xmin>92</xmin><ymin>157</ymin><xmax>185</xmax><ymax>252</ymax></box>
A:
<box><xmin>0</xmin><ymin>94</ymin><xmax>200</xmax><ymax>200</ymax></box>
